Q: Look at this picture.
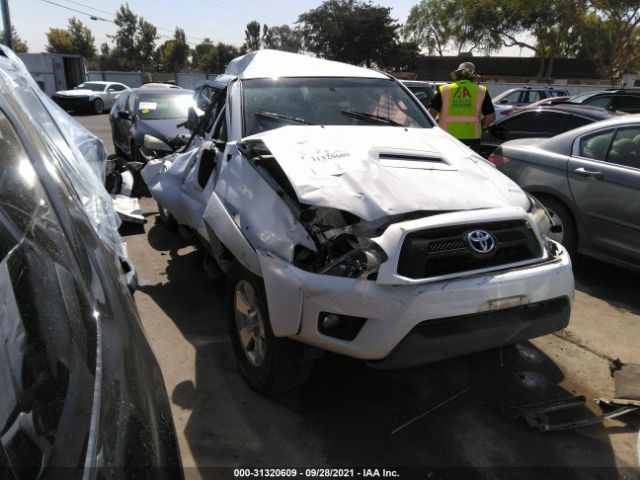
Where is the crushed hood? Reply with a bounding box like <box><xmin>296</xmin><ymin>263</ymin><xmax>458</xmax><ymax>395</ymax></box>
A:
<box><xmin>246</xmin><ymin>125</ymin><xmax>529</xmax><ymax>221</ymax></box>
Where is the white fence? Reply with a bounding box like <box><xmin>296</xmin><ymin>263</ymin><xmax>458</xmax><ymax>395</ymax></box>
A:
<box><xmin>88</xmin><ymin>71</ymin><xmax>147</xmax><ymax>87</ymax></box>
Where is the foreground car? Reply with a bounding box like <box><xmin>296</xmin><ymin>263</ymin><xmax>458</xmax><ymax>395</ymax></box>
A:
<box><xmin>479</xmin><ymin>104</ymin><xmax>621</xmax><ymax>158</ymax></box>
<box><xmin>142</xmin><ymin>50</ymin><xmax>573</xmax><ymax>393</ymax></box>
<box><xmin>0</xmin><ymin>47</ymin><xmax>182</xmax><ymax>476</ymax></box>
<box><xmin>489</xmin><ymin>115</ymin><xmax>640</xmax><ymax>271</ymax></box>
<box><xmin>52</xmin><ymin>80</ymin><xmax>129</xmax><ymax>114</ymax></box>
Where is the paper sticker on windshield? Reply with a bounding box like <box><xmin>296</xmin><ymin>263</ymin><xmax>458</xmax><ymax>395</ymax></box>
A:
<box><xmin>138</xmin><ymin>102</ymin><xmax>157</xmax><ymax>111</ymax></box>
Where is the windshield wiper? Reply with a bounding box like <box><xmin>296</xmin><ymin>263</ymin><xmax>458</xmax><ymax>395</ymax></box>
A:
<box><xmin>341</xmin><ymin>110</ymin><xmax>402</xmax><ymax>126</ymax></box>
<box><xmin>254</xmin><ymin>111</ymin><xmax>314</xmax><ymax>125</ymax></box>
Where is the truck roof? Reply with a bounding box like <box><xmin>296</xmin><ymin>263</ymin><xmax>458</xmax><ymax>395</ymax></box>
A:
<box><xmin>225</xmin><ymin>49</ymin><xmax>388</xmax><ymax>80</ymax></box>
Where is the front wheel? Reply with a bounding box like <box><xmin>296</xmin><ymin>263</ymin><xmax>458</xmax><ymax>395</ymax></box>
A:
<box><xmin>536</xmin><ymin>195</ymin><xmax>577</xmax><ymax>257</ymax></box>
<box><xmin>227</xmin><ymin>264</ymin><xmax>313</xmax><ymax>394</ymax></box>
<box><xmin>92</xmin><ymin>98</ymin><xmax>104</xmax><ymax>114</ymax></box>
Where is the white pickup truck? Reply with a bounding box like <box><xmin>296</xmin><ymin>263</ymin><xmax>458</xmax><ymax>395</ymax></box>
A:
<box><xmin>142</xmin><ymin>50</ymin><xmax>574</xmax><ymax>393</ymax></box>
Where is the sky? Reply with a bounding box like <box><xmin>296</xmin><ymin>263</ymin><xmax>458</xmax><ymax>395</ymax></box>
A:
<box><xmin>9</xmin><ymin>0</ymin><xmax>529</xmax><ymax>56</ymax></box>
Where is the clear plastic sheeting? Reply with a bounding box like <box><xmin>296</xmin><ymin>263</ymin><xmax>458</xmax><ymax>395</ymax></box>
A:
<box><xmin>0</xmin><ymin>46</ymin><xmax>128</xmax><ymax>264</ymax></box>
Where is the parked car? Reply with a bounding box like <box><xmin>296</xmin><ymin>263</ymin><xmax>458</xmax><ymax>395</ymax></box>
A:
<box><xmin>479</xmin><ymin>104</ymin><xmax>621</xmax><ymax>158</ymax></box>
<box><xmin>109</xmin><ymin>87</ymin><xmax>193</xmax><ymax>161</ymax></box>
<box><xmin>497</xmin><ymin>95</ymin><xmax>572</xmax><ymax>117</ymax></box>
<box><xmin>493</xmin><ymin>86</ymin><xmax>570</xmax><ymax>116</ymax></box>
<box><xmin>52</xmin><ymin>80</ymin><xmax>130</xmax><ymax>114</ymax></box>
<box><xmin>567</xmin><ymin>89</ymin><xmax>640</xmax><ymax>113</ymax></box>
<box><xmin>488</xmin><ymin>115</ymin><xmax>640</xmax><ymax>272</ymax></box>
<box><xmin>401</xmin><ymin>80</ymin><xmax>447</xmax><ymax>108</ymax></box>
<box><xmin>141</xmin><ymin>82</ymin><xmax>183</xmax><ymax>89</ymax></box>
<box><xmin>142</xmin><ymin>49</ymin><xmax>573</xmax><ymax>393</ymax></box>
<box><xmin>0</xmin><ymin>46</ymin><xmax>182</xmax><ymax>477</ymax></box>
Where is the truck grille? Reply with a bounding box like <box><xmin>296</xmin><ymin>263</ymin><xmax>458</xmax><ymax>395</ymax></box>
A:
<box><xmin>397</xmin><ymin>220</ymin><xmax>542</xmax><ymax>279</ymax></box>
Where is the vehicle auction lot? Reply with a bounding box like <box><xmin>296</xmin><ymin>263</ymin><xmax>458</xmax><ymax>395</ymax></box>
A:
<box><xmin>81</xmin><ymin>114</ymin><xmax>640</xmax><ymax>479</ymax></box>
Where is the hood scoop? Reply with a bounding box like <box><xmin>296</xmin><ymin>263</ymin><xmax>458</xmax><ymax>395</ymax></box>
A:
<box><xmin>373</xmin><ymin>148</ymin><xmax>453</xmax><ymax>170</ymax></box>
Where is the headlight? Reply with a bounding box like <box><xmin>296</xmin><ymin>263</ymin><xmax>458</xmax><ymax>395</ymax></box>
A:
<box><xmin>527</xmin><ymin>194</ymin><xmax>552</xmax><ymax>239</ymax></box>
<box><xmin>143</xmin><ymin>134</ymin><xmax>172</xmax><ymax>152</ymax></box>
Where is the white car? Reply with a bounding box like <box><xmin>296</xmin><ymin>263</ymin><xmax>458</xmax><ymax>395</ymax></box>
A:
<box><xmin>142</xmin><ymin>50</ymin><xmax>574</xmax><ymax>393</ymax></box>
<box><xmin>52</xmin><ymin>80</ymin><xmax>130</xmax><ymax>114</ymax></box>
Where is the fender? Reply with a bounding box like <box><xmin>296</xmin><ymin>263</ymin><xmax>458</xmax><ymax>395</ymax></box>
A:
<box><xmin>202</xmin><ymin>191</ymin><xmax>261</xmax><ymax>276</ymax></box>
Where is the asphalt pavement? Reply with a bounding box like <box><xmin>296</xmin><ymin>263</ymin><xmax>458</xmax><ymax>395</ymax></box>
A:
<box><xmin>78</xmin><ymin>112</ymin><xmax>640</xmax><ymax>480</ymax></box>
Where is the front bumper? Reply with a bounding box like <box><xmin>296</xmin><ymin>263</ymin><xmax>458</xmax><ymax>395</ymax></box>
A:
<box><xmin>257</xmin><ymin>241</ymin><xmax>573</xmax><ymax>368</ymax></box>
<box><xmin>52</xmin><ymin>95</ymin><xmax>91</xmax><ymax>111</ymax></box>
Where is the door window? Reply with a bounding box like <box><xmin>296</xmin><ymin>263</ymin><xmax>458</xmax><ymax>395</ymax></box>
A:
<box><xmin>109</xmin><ymin>84</ymin><xmax>126</xmax><ymax>92</ymax></box>
<box><xmin>579</xmin><ymin>130</ymin><xmax>614</xmax><ymax>160</ymax></box>
<box><xmin>607</xmin><ymin>127</ymin><xmax>640</xmax><ymax>168</ymax></box>
<box><xmin>114</xmin><ymin>92</ymin><xmax>129</xmax><ymax>110</ymax></box>
<box><xmin>525</xmin><ymin>91</ymin><xmax>542</xmax><ymax>103</ymax></box>
<box><xmin>564</xmin><ymin>115</ymin><xmax>591</xmax><ymax>132</ymax></box>
<box><xmin>613</xmin><ymin>96</ymin><xmax>640</xmax><ymax>113</ymax></box>
<box><xmin>585</xmin><ymin>96</ymin><xmax>613</xmax><ymax>109</ymax></box>
<box><xmin>499</xmin><ymin>90</ymin><xmax>523</xmax><ymax>104</ymax></box>
<box><xmin>500</xmin><ymin>111</ymin><xmax>566</xmax><ymax>134</ymax></box>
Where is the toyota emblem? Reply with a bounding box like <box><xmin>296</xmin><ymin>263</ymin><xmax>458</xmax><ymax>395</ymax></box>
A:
<box><xmin>466</xmin><ymin>230</ymin><xmax>496</xmax><ymax>254</ymax></box>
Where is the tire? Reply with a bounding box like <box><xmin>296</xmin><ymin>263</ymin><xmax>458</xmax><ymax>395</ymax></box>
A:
<box><xmin>92</xmin><ymin>98</ymin><xmax>104</xmax><ymax>114</ymax></box>
<box><xmin>536</xmin><ymin>195</ymin><xmax>577</xmax><ymax>257</ymax></box>
<box><xmin>157</xmin><ymin>201</ymin><xmax>178</xmax><ymax>231</ymax></box>
<box><xmin>227</xmin><ymin>264</ymin><xmax>313</xmax><ymax>394</ymax></box>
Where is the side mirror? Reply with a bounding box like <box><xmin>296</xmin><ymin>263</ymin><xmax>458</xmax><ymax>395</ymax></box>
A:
<box><xmin>187</xmin><ymin>107</ymin><xmax>200</xmax><ymax>132</ymax></box>
<box><xmin>118</xmin><ymin>110</ymin><xmax>131</xmax><ymax>120</ymax></box>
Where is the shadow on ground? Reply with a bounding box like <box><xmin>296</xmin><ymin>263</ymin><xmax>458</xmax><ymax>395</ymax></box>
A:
<box><xmin>573</xmin><ymin>256</ymin><xmax>640</xmax><ymax>316</ymax></box>
<box><xmin>139</xmin><ymin>218</ymin><xmax>628</xmax><ymax>480</ymax></box>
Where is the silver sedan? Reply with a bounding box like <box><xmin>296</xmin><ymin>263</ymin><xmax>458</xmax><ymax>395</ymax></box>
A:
<box><xmin>488</xmin><ymin>114</ymin><xmax>640</xmax><ymax>271</ymax></box>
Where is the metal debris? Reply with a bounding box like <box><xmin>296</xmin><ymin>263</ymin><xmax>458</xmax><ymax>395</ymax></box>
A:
<box><xmin>391</xmin><ymin>387</ymin><xmax>471</xmax><ymax>435</ymax></box>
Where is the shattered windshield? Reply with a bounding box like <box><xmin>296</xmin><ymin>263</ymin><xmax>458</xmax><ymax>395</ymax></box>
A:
<box><xmin>242</xmin><ymin>77</ymin><xmax>433</xmax><ymax>136</ymax></box>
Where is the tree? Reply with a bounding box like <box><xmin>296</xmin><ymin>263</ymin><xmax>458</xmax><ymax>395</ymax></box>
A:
<box><xmin>46</xmin><ymin>28</ymin><xmax>73</xmax><ymax>54</ymax></box>
<box><xmin>0</xmin><ymin>26</ymin><xmax>28</xmax><ymax>52</ymax></box>
<box><xmin>574</xmin><ymin>1</ymin><xmax>640</xmax><ymax>81</ymax></box>
<box><xmin>262</xmin><ymin>25</ymin><xmax>303</xmax><ymax>53</ymax></box>
<box><xmin>109</xmin><ymin>3</ymin><xmax>139</xmax><ymax>69</ymax></box>
<box><xmin>243</xmin><ymin>20</ymin><xmax>261</xmax><ymax>52</ymax></box>
<box><xmin>192</xmin><ymin>38</ymin><xmax>239</xmax><ymax>72</ymax></box>
<box><xmin>68</xmin><ymin>17</ymin><xmax>96</xmax><ymax>59</ymax></box>
<box><xmin>157</xmin><ymin>28</ymin><xmax>190</xmax><ymax>72</ymax></box>
<box><xmin>298</xmin><ymin>0</ymin><xmax>400</xmax><ymax>67</ymax></box>
<box><xmin>46</xmin><ymin>17</ymin><xmax>96</xmax><ymax>59</ymax></box>
<box><xmin>378</xmin><ymin>40</ymin><xmax>420</xmax><ymax>71</ymax></box>
<box><xmin>136</xmin><ymin>18</ymin><xmax>159</xmax><ymax>70</ymax></box>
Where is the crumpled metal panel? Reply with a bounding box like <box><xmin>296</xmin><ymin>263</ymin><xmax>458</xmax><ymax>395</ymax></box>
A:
<box><xmin>212</xmin><ymin>149</ymin><xmax>316</xmax><ymax>261</ymax></box>
<box><xmin>247</xmin><ymin>125</ymin><xmax>530</xmax><ymax>221</ymax></box>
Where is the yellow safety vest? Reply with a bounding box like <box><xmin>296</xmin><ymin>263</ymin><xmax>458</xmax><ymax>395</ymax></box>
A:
<box><xmin>438</xmin><ymin>80</ymin><xmax>486</xmax><ymax>139</ymax></box>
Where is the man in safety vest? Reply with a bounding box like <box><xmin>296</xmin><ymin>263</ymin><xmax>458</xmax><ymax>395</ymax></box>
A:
<box><xmin>428</xmin><ymin>62</ymin><xmax>495</xmax><ymax>153</ymax></box>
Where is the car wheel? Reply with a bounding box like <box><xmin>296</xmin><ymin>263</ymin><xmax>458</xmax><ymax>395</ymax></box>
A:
<box><xmin>228</xmin><ymin>264</ymin><xmax>313</xmax><ymax>394</ymax></box>
<box><xmin>157</xmin><ymin>202</ymin><xmax>178</xmax><ymax>231</ymax></box>
<box><xmin>536</xmin><ymin>195</ymin><xmax>577</xmax><ymax>257</ymax></box>
<box><xmin>93</xmin><ymin>98</ymin><xmax>104</xmax><ymax>114</ymax></box>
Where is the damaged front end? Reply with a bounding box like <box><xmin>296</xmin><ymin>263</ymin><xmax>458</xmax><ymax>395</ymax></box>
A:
<box><xmin>237</xmin><ymin>139</ymin><xmax>443</xmax><ymax>281</ymax></box>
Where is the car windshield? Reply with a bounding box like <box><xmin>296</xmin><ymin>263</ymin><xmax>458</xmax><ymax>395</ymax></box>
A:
<box><xmin>567</xmin><ymin>93</ymin><xmax>594</xmax><ymax>103</ymax></box>
<box><xmin>137</xmin><ymin>93</ymin><xmax>193</xmax><ymax>120</ymax></box>
<box><xmin>75</xmin><ymin>82</ymin><xmax>106</xmax><ymax>92</ymax></box>
<box><xmin>242</xmin><ymin>77</ymin><xmax>432</xmax><ymax>136</ymax></box>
